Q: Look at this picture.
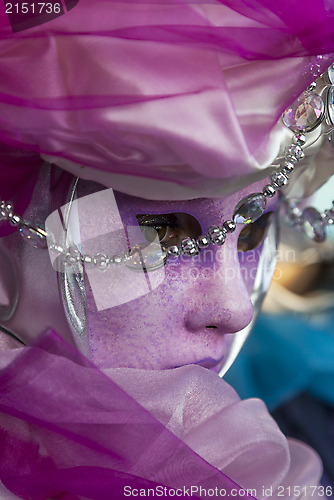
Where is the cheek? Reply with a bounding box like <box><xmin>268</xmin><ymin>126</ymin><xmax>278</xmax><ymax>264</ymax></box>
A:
<box><xmin>85</xmin><ymin>248</ymin><xmax>253</xmax><ymax>370</ymax></box>
<box><xmin>85</xmin><ymin>269</ymin><xmax>190</xmax><ymax>368</ymax></box>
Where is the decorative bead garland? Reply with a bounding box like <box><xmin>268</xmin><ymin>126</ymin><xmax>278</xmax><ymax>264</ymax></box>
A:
<box><xmin>1</xmin><ymin>68</ymin><xmax>334</xmax><ymax>271</ymax></box>
<box><xmin>281</xmin><ymin>67</ymin><xmax>334</xmax><ymax>243</ymax></box>
<box><xmin>284</xmin><ymin>200</ymin><xmax>334</xmax><ymax>243</ymax></box>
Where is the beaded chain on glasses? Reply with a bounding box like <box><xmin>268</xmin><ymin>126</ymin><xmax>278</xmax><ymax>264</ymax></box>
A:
<box><xmin>1</xmin><ymin>66</ymin><xmax>334</xmax><ymax>272</ymax></box>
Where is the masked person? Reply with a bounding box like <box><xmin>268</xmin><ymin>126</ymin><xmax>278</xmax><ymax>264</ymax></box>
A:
<box><xmin>1</xmin><ymin>1</ymin><xmax>334</xmax><ymax>498</ymax></box>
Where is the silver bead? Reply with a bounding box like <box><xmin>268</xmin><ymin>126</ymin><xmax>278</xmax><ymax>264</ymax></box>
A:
<box><xmin>167</xmin><ymin>245</ymin><xmax>180</xmax><ymax>257</ymax></box>
<box><xmin>281</xmin><ymin>160</ymin><xmax>294</xmax><ymax>174</ymax></box>
<box><xmin>65</xmin><ymin>248</ymin><xmax>81</xmax><ymax>266</ymax></box>
<box><xmin>93</xmin><ymin>252</ymin><xmax>109</xmax><ymax>271</ymax></box>
<box><xmin>181</xmin><ymin>237</ymin><xmax>199</xmax><ymax>256</ymax></box>
<box><xmin>307</xmin><ymin>82</ymin><xmax>317</xmax><ymax>91</ymax></box>
<box><xmin>50</xmin><ymin>244</ymin><xmax>65</xmax><ymax>255</ymax></box>
<box><xmin>207</xmin><ymin>226</ymin><xmax>226</xmax><ymax>245</ymax></box>
<box><xmin>323</xmin><ymin>209</ymin><xmax>334</xmax><ymax>225</ymax></box>
<box><xmin>293</xmin><ymin>133</ymin><xmax>306</xmax><ymax>146</ymax></box>
<box><xmin>270</xmin><ymin>171</ymin><xmax>289</xmax><ymax>189</ymax></box>
<box><xmin>196</xmin><ymin>235</ymin><xmax>210</xmax><ymax>248</ymax></box>
<box><xmin>65</xmin><ymin>252</ymin><xmax>75</xmax><ymax>266</ymax></box>
<box><xmin>262</xmin><ymin>184</ymin><xmax>276</xmax><ymax>198</ymax></box>
<box><xmin>285</xmin><ymin>144</ymin><xmax>304</xmax><ymax>162</ymax></box>
<box><xmin>9</xmin><ymin>214</ymin><xmax>21</xmax><ymax>226</ymax></box>
<box><xmin>222</xmin><ymin>220</ymin><xmax>236</xmax><ymax>233</ymax></box>
<box><xmin>83</xmin><ymin>254</ymin><xmax>93</xmax><ymax>264</ymax></box>
<box><xmin>0</xmin><ymin>201</ymin><xmax>14</xmax><ymax>220</ymax></box>
<box><xmin>284</xmin><ymin>206</ymin><xmax>302</xmax><ymax>227</ymax></box>
<box><xmin>113</xmin><ymin>255</ymin><xmax>123</xmax><ymax>265</ymax></box>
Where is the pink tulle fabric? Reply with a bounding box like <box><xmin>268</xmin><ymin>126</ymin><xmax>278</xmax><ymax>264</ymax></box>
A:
<box><xmin>0</xmin><ymin>330</ymin><xmax>323</xmax><ymax>500</ymax></box>
<box><xmin>1</xmin><ymin>0</ymin><xmax>334</xmax><ymax>228</ymax></box>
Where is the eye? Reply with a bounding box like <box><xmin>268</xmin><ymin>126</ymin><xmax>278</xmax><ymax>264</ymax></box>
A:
<box><xmin>136</xmin><ymin>213</ymin><xmax>177</xmax><ymax>245</ymax></box>
<box><xmin>136</xmin><ymin>213</ymin><xmax>202</xmax><ymax>248</ymax></box>
<box><xmin>237</xmin><ymin>211</ymin><xmax>273</xmax><ymax>252</ymax></box>
<box><xmin>140</xmin><ymin>225</ymin><xmax>177</xmax><ymax>244</ymax></box>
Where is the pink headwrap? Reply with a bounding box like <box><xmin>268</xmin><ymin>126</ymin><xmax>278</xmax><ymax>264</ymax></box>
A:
<box><xmin>1</xmin><ymin>0</ymin><xmax>334</xmax><ymax>237</ymax></box>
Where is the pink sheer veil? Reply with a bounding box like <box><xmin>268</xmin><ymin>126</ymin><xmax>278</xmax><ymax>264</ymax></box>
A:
<box><xmin>0</xmin><ymin>329</ymin><xmax>257</xmax><ymax>500</ymax></box>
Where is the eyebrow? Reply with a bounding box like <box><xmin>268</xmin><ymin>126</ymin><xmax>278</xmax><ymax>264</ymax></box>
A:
<box><xmin>136</xmin><ymin>214</ymin><xmax>178</xmax><ymax>226</ymax></box>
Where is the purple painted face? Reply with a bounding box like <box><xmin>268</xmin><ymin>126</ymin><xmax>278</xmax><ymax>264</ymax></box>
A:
<box><xmin>79</xmin><ymin>180</ymin><xmax>278</xmax><ymax>371</ymax></box>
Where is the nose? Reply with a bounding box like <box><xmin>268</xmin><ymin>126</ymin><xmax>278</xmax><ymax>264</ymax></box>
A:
<box><xmin>183</xmin><ymin>239</ymin><xmax>253</xmax><ymax>334</ymax></box>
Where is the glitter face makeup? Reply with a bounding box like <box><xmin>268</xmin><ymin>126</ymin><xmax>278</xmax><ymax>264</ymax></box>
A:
<box><xmin>75</xmin><ymin>180</ymin><xmax>279</xmax><ymax>371</ymax></box>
